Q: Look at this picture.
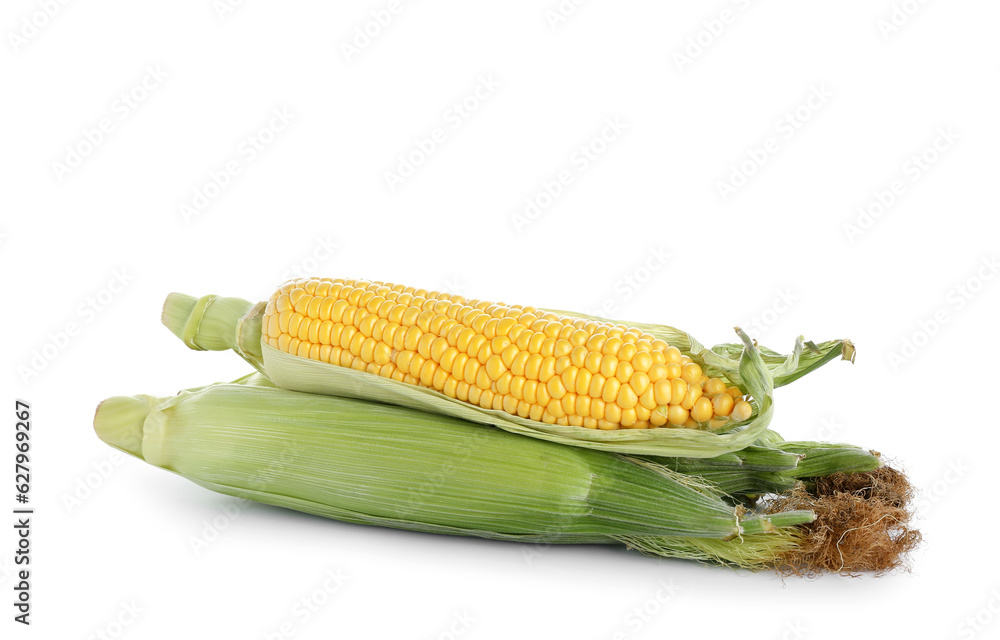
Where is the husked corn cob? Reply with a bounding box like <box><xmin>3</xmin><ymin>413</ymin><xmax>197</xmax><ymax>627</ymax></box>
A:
<box><xmin>161</xmin><ymin>278</ymin><xmax>854</xmax><ymax>457</ymax></box>
<box><xmin>257</xmin><ymin>278</ymin><xmax>752</xmax><ymax>430</ymax></box>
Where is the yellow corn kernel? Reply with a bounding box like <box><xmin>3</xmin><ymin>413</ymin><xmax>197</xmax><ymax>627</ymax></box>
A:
<box><xmin>667</xmin><ymin>405</ymin><xmax>689</xmax><ymax>426</ymax></box>
<box><xmin>529</xmin><ymin>404</ymin><xmax>544</xmax><ymax>422</ymax></box>
<box><xmin>647</xmin><ymin>363</ymin><xmax>669</xmax><ymax>382</ymax></box>
<box><xmin>546</xmin><ymin>376</ymin><xmax>567</xmax><ymax>400</ymax></box>
<box><xmin>617</xmin><ymin>384</ymin><xmax>638</xmax><ymax>410</ymax></box>
<box><xmin>501</xmin><ymin>344</ymin><xmax>519</xmax><ymax>369</ymax></box>
<box><xmin>360</xmin><ymin>337</ymin><xmax>377</xmax><ymax>362</ymax></box>
<box><xmin>588</xmin><ymin>373</ymin><xmax>606</xmax><ymax>398</ymax></box>
<box><xmin>546</xmin><ymin>398</ymin><xmax>566</xmax><ymax>419</ymax></box>
<box><xmin>649</xmin><ymin>411</ymin><xmax>668</xmax><ymax>427</ymax></box>
<box><xmin>430</xmin><ymin>365</ymin><xmax>446</xmax><ymax>391</ymax></box>
<box><xmin>712</xmin><ymin>393</ymin><xmax>734</xmax><ymax>417</ymax></box>
<box><xmin>681</xmin><ymin>384</ymin><xmax>702</xmax><ymax>411</ymax></box>
<box><xmin>663</xmin><ymin>346</ymin><xmax>682</xmax><ymax>364</ymax></box>
<box><xmin>554</xmin><ymin>355</ymin><xmax>572</xmax><ymax>375</ymax></box>
<box><xmin>604</xmin><ymin>403</ymin><xmax>622</xmax><ymax>424</ymax></box>
<box><xmin>475</xmin><ymin>367</ymin><xmax>491</xmax><ymax>391</ymax></box>
<box><xmin>468</xmin><ymin>385</ymin><xmax>482</xmax><ymax>406</ymax></box>
<box><xmin>510</xmin><ymin>351</ymin><xmax>529</xmax><ymax>376</ymax></box>
<box><xmin>510</xmin><ymin>376</ymin><xmax>526</xmax><ymax>401</ymax></box>
<box><xmin>485</xmin><ymin>355</ymin><xmax>507</xmax><ymax>380</ymax></box>
<box><xmin>410</xmin><ymin>354</ymin><xmax>426</xmax><ymax>377</ymax></box>
<box><xmin>704</xmin><ymin>378</ymin><xmax>727</xmax><ymax>396</ymax></box>
<box><xmin>631</xmin><ymin>351</ymin><xmax>653</xmax><ymax>373</ymax></box>
<box><xmin>502</xmin><ymin>394</ymin><xmax>518</xmax><ymax>415</ymax></box>
<box><xmin>527</xmin><ymin>332</ymin><xmax>545</xmax><ymax>355</ymax></box>
<box><xmin>522</xmin><ymin>380</ymin><xmax>539</xmax><ymax>405</ymax></box>
<box><xmin>560</xmin><ymin>366</ymin><xmax>578</xmax><ymax>392</ymax></box>
<box><xmin>681</xmin><ymin>362</ymin><xmax>703</xmax><ymax>385</ymax></box>
<box><xmin>590</xmin><ymin>398</ymin><xmax>606</xmax><ymax>421</ymax></box>
<box><xmin>615</xmin><ymin>361</ymin><xmax>634</xmax><ymax>384</ymax></box>
<box><xmin>575</xmin><ymin>368</ymin><xmax>592</xmax><ymax>396</ymax></box>
<box><xmin>560</xmin><ymin>393</ymin><xmax>576</xmax><ymax>416</ymax></box>
<box><xmin>463</xmin><ymin>358</ymin><xmax>481</xmax><ymax>385</ymax></box>
<box><xmin>524</xmin><ymin>353</ymin><xmax>544</xmax><ymax>380</ymax></box>
<box><xmin>602</xmin><ymin>336</ymin><xmax>623</xmax><ymax>356</ymax></box>
<box><xmin>584</xmin><ymin>351</ymin><xmax>603</xmax><ymax>374</ymax></box>
<box><xmin>637</xmin><ymin>385</ymin><xmax>657</xmax><ymax>411</ymax></box>
<box><xmin>664</xmin><ymin>363</ymin><xmax>682</xmax><ymax>380</ymax></box>
<box><xmin>419</xmin><ymin>360</ymin><xmax>438</xmax><ymax>386</ymax></box>
<box><xmin>617</xmin><ymin>342</ymin><xmax>637</xmax><ymax>363</ymax></box>
<box><xmin>538</xmin><ymin>356</ymin><xmax>557</xmax><ymax>383</ymax></box>
<box><xmin>585</xmin><ymin>333</ymin><xmax>607</xmax><ymax>353</ymax></box>
<box><xmin>731</xmin><ymin>400</ymin><xmax>753</xmax><ymax>422</ymax></box>
<box><xmin>620</xmin><ymin>408</ymin><xmax>637</xmax><ymax>428</ymax></box>
<box><xmin>624</xmin><ymin>370</ymin><xmax>648</xmax><ymax>396</ymax></box>
<box><xmin>634</xmin><ymin>404</ymin><xmax>651</xmax><ymax>422</ymax></box>
<box><xmin>669</xmin><ymin>379</ymin><xmax>687</xmax><ymax>405</ymax></box>
<box><xmin>599</xmin><ymin>353</ymin><xmax>617</xmax><ymax>378</ymax></box>
<box><xmin>653</xmin><ymin>380</ymin><xmax>673</xmax><ymax>406</ymax></box>
<box><xmin>553</xmin><ymin>339</ymin><xmax>572</xmax><ymax>358</ymax></box>
<box><xmin>602</xmin><ymin>377</ymin><xmax>621</xmax><ymax>404</ymax></box>
<box><xmin>691</xmin><ymin>397</ymin><xmax>714</xmax><ymax>423</ymax></box>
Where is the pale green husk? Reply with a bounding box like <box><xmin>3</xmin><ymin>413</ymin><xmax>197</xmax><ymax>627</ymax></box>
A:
<box><xmin>93</xmin><ymin>373</ymin><xmax>813</xmax><ymax>568</ymax></box>
<box><xmin>161</xmin><ymin>292</ymin><xmax>853</xmax><ymax>458</ymax></box>
<box><xmin>647</xmin><ymin>437</ymin><xmax>881</xmax><ymax>498</ymax></box>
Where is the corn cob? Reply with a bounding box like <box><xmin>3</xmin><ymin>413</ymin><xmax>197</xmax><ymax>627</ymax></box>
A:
<box><xmin>93</xmin><ymin>373</ymin><xmax>813</xmax><ymax>567</ymax></box>
<box><xmin>161</xmin><ymin>279</ymin><xmax>853</xmax><ymax>458</ymax></box>
<box><xmin>266</xmin><ymin>279</ymin><xmax>758</xmax><ymax>429</ymax></box>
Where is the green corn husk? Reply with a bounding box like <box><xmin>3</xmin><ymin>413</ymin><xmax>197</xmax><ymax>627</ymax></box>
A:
<box><xmin>754</xmin><ymin>429</ymin><xmax>882</xmax><ymax>478</ymax></box>
<box><xmin>93</xmin><ymin>373</ymin><xmax>814</xmax><ymax>568</ymax></box>
<box><xmin>785</xmin><ymin>444</ymin><xmax>881</xmax><ymax>479</ymax></box>
<box><xmin>649</xmin><ymin>446</ymin><xmax>800</xmax><ymax>497</ymax></box>
<box><xmin>160</xmin><ymin>292</ymin><xmax>852</xmax><ymax>458</ymax></box>
<box><xmin>648</xmin><ymin>437</ymin><xmax>881</xmax><ymax>499</ymax></box>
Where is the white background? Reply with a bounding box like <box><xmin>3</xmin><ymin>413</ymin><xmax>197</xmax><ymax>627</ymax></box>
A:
<box><xmin>3</xmin><ymin>1</ymin><xmax>999</xmax><ymax>638</ymax></box>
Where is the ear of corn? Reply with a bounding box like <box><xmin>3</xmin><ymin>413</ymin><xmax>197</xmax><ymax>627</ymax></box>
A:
<box><xmin>93</xmin><ymin>373</ymin><xmax>815</xmax><ymax>568</ymax></box>
<box><xmin>160</xmin><ymin>278</ymin><xmax>852</xmax><ymax>457</ymax></box>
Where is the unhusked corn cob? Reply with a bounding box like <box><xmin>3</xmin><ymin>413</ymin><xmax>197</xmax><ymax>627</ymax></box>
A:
<box><xmin>258</xmin><ymin>278</ymin><xmax>753</xmax><ymax>430</ymax></box>
<box><xmin>92</xmin><ymin>373</ymin><xmax>812</xmax><ymax>567</ymax></box>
